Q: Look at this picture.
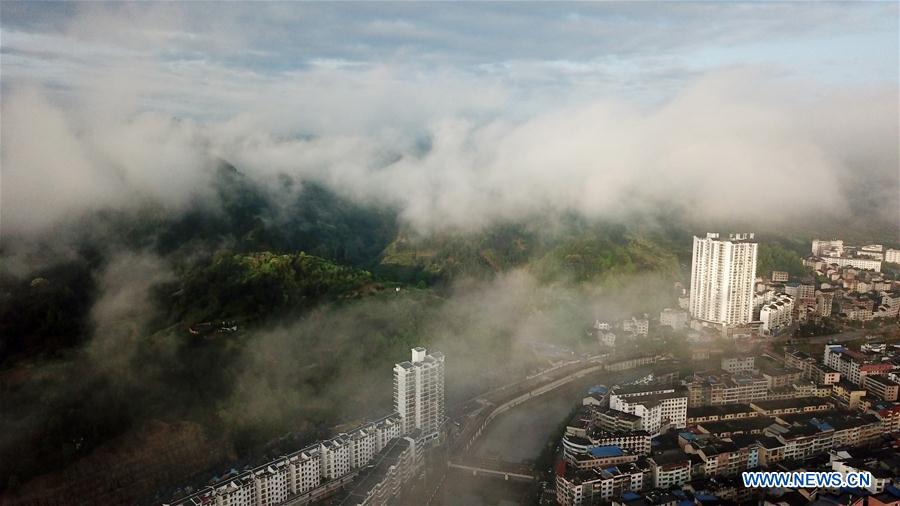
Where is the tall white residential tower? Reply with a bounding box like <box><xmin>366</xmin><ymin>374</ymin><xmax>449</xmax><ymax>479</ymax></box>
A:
<box><xmin>689</xmin><ymin>233</ymin><xmax>758</xmax><ymax>326</ymax></box>
<box><xmin>393</xmin><ymin>347</ymin><xmax>445</xmax><ymax>441</ymax></box>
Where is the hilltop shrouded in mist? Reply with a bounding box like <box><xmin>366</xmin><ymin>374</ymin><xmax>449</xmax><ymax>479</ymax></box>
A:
<box><xmin>3</xmin><ymin>74</ymin><xmax>898</xmax><ymax>240</ymax></box>
<box><xmin>2</xmin><ymin>3</ymin><xmax>898</xmax><ymax>241</ymax></box>
<box><xmin>0</xmin><ymin>2</ymin><xmax>897</xmax><ymax>504</ymax></box>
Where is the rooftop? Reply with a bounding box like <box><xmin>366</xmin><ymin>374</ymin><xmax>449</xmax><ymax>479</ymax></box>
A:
<box><xmin>590</xmin><ymin>445</ymin><xmax>625</xmax><ymax>458</ymax></box>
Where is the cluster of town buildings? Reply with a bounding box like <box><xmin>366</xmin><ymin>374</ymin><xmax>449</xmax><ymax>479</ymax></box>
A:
<box><xmin>810</xmin><ymin>240</ymin><xmax>900</xmax><ymax>272</ymax></box>
<box><xmin>556</xmin><ymin>343</ymin><xmax>900</xmax><ymax>505</ymax></box>
<box><xmin>555</xmin><ymin>233</ymin><xmax>900</xmax><ymax>505</ymax></box>
<box><xmin>165</xmin><ymin>348</ymin><xmax>445</xmax><ymax>506</ymax></box>
<box><xmin>591</xmin><ymin>235</ymin><xmax>899</xmax><ymax>346</ymax></box>
<box><xmin>795</xmin><ymin>240</ymin><xmax>900</xmax><ymax>323</ymax></box>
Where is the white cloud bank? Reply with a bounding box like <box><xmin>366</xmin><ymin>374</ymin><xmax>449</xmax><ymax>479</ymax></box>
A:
<box><xmin>2</xmin><ymin>70</ymin><xmax>896</xmax><ymax>236</ymax></box>
<box><xmin>1</xmin><ymin>3</ymin><xmax>897</xmax><ymax>238</ymax></box>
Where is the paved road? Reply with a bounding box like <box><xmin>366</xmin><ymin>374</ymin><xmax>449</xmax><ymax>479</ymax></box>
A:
<box><xmin>773</xmin><ymin>325</ymin><xmax>896</xmax><ymax>346</ymax></box>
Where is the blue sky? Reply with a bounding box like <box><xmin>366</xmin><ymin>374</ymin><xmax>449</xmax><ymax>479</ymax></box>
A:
<box><xmin>1</xmin><ymin>2</ymin><xmax>898</xmax><ymax>234</ymax></box>
<box><xmin>2</xmin><ymin>2</ymin><xmax>896</xmax><ymax>123</ymax></box>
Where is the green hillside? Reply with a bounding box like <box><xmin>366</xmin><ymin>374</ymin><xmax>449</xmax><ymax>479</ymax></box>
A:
<box><xmin>379</xmin><ymin>222</ymin><xmax>681</xmax><ymax>286</ymax></box>
<box><xmin>529</xmin><ymin>235</ymin><xmax>680</xmax><ymax>284</ymax></box>
<box><xmin>167</xmin><ymin>251</ymin><xmax>378</xmax><ymax>323</ymax></box>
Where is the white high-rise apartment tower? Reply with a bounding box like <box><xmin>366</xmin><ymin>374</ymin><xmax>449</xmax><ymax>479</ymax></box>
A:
<box><xmin>393</xmin><ymin>347</ymin><xmax>445</xmax><ymax>441</ymax></box>
<box><xmin>689</xmin><ymin>233</ymin><xmax>758</xmax><ymax>326</ymax></box>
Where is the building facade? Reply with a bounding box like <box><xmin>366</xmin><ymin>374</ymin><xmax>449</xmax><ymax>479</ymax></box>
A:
<box><xmin>823</xmin><ymin>256</ymin><xmax>882</xmax><ymax>272</ymax></box>
<box><xmin>812</xmin><ymin>239</ymin><xmax>844</xmax><ymax>257</ymax></box>
<box><xmin>608</xmin><ymin>386</ymin><xmax>688</xmax><ymax>436</ymax></box>
<box><xmin>824</xmin><ymin>345</ymin><xmax>892</xmax><ymax>386</ymax></box>
<box><xmin>689</xmin><ymin>233</ymin><xmax>758</xmax><ymax>326</ymax></box>
<box><xmin>885</xmin><ymin>249</ymin><xmax>900</xmax><ymax>264</ymax></box>
<box><xmin>659</xmin><ymin>308</ymin><xmax>688</xmax><ymax>330</ymax></box>
<box><xmin>393</xmin><ymin>347</ymin><xmax>445</xmax><ymax>440</ymax></box>
<box><xmin>168</xmin><ymin>348</ymin><xmax>440</xmax><ymax>506</ymax></box>
<box><xmin>759</xmin><ymin>294</ymin><xmax>794</xmax><ymax>336</ymax></box>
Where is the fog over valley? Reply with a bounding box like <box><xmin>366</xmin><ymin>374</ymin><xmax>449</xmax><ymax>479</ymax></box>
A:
<box><xmin>0</xmin><ymin>3</ymin><xmax>898</xmax><ymax>505</ymax></box>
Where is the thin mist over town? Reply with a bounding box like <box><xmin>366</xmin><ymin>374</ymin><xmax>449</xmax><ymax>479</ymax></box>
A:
<box><xmin>1</xmin><ymin>3</ymin><xmax>898</xmax><ymax>506</ymax></box>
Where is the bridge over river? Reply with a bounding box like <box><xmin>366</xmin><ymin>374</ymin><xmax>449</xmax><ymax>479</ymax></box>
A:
<box><xmin>447</xmin><ymin>458</ymin><xmax>537</xmax><ymax>482</ymax></box>
<box><xmin>444</xmin><ymin>357</ymin><xmax>655</xmax><ymax>487</ymax></box>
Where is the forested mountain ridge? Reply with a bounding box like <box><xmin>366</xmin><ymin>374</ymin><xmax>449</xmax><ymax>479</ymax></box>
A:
<box><xmin>0</xmin><ymin>160</ymin><xmax>833</xmax><ymax>501</ymax></box>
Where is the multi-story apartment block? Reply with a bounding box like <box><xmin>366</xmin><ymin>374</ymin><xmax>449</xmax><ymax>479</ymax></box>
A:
<box><xmin>812</xmin><ymin>239</ymin><xmax>844</xmax><ymax>257</ymax></box>
<box><xmin>348</xmin><ymin>427</ymin><xmax>378</xmax><ymax>470</ymax></box>
<box><xmin>760</xmin><ymin>294</ymin><xmax>794</xmax><ymax>336</ymax></box>
<box><xmin>167</xmin><ymin>413</ymin><xmax>407</xmax><ymax>506</ymax></box>
<box><xmin>870</xmin><ymin>402</ymin><xmax>900</xmax><ymax>433</ymax></box>
<box><xmin>761</xmin><ymin>413</ymin><xmax>880</xmax><ymax>460</ymax></box>
<box><xmin>784</xmin><ymin>283</ymin><xmax>815</xmax><ymax>307</ymax></box>
<box><xmin>824</xmin><ymin>345</ymin><xmax>892</xmax><ymax>385</ymax></box>
<box><xmin>843</xmin><ymin>303</ymin><xmax>874</xmax><ymax>321</ymax></box>
<box><xmin>689</xmin><ymin>233</ymin><xmax>758</xmax><ymax>326</ymax></box>
<box><xmin>254</xmin><ymin>461</ymin><xmax>292</xmax><ymax>505</ymax></box>
<box><xmin>563</xmin><ymin>430</ymin><xmax>653</xmax><ymax>458</ymax></box>
<box><xmin>798</xmin><ymin>283</ymin><xmax>816</xmax><ymax>301</ymax></box>
<box><xmin>393</xmin><ymin>347</ymin><xmax>445</xmax><ymax>440</ymax></box>
<box><xmin>766</xmin><ymin>425</ymin><xmax>833</xmax><ymax>462</ymax></box>
<box><xmin>816</xmin><ymin>289</ymin><xmax>835</xmax><ymax>317</ymax></box>
<box><xmin>593</xmin><ymin>320</ymin><xmax>612</xmax><ymax>331</ymax></box>
<box><xmin>687</xmin><ymin>371</ymin><xmax>769</xmax><ymax>407</ymax></box>
<box><xmin>691</xmin><ymin>438</ymin><xmax>759</xmax><ymax>478</ymax></box>
<box><xmin>875</xmin><ymin>291</ymin><xmax>900</xmax><ymax>319</ymax></box>
<box><xmin>686</xmin><ymin>404</ymin><xmax>758</xmax><ymax>425</ymax></box>
<box><xmin>321</xmin><ymin>436</ymin><xmax>353</xmax><ymax>481</ymax></box>
<box><xmin>749</xmin><ymin>397</ymin><xmax>833</xmax><ymax>416</ymax></box>
<box><xmin>649</xmin><ymin>455</ymin><xmax>692</xmax><ymax>489</ymax></box>
<box><xmin>340</xmin><ymin>436</ymin><xmax>421</xmax><ymax>506</ymax></box>
<box><xmin>760</xmin><ymin>366</ymin><xmax>803</xmax><ymax>389</ymax></box>
<box><xmin>622</xmin><ymin>315</ymin><xmax>649</xmax><ymax>336</ymax></box>
<box><xmin>863</xmin><ymin>374</ymin><xmax>900</xmax><ymax>402</ymax></box>
<box><xmin>784</xmin><ymin>349</ymin><xmax>814</xmax><ymax>372</ymax></box>
<box><xmin>659</xmin><ymin>308</ymin><xmax>688</xmax><ymax>330</ymax></box>
<box><xmin>885</xmin><ymin>248</ymin><xmax>900</xmax><ymax>264</ymax></box>
<box><xmin>808</xmin><ymin>363</ymin><xmax>841</xmax><ymax>385</ymax></box>
<box><xmin>168</xmin><ymin>348</ymin><xmax>440</xmax><ymax>506</ymax></box>
<box><xmin>592</xmin><ymin>407</ymin><xmax>644</xmax><ymax>433</ymax></box>
<box><xmin>753</xmin><ymin>289</ymin><xmax>777</xmax><ymax>319</ymax></box>
<box><xmin>873</xmin><ymin>279</ymin><xmax>893</xmax><ymax>292</ymax></box>
<box><xmin>565</xmin><ymin>445</ymin><xmax>640</xmax><ymax>471</ymax></box>
<box><xmin>721</xmin><ymin>355</ymin><xmax>755</xmax><ymax>374</ymax></box>
<box><xmin>556</xmin><ymin>460</ymin><xmax>650</xmax><ymax>506</ymax></box>
<box><xmin>830</xmin><ymin>453</ymin><xmax>891</xmax><ymax>495</ymax></box>
<box><xmin>756</xmin><ymin>436</ymin><xmax>786</xmax><ymax>466</ymax></box>
<box><xmin>858</xmin><ymin>244</ymin><xmax>885</xmax><ymax>260</ymax></box>
<box><xmin>608</xmin><ymin>385</ymin><xmax>688</xmax><ymax>435</ymax></box>
<box><xmin>771</xmin><ymin>271</ymin><xmax>789</xmax><ymax>282</ymax></box>
<box><xmin>823</xmin><ymin>255</ymin><xmax>882</xmax><ymax>272</ymax></box>
<box><xmin>828</xmin><ymin>415</ymin><xmax>882</xmax><ymax>449</ymax></box>
<box><xmin>293</xmin><ymin>447</ymin><xmax>323</xmax><ymax>494</ymax></box>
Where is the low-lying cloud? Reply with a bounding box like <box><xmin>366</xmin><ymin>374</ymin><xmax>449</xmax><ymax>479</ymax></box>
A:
<box><xmin>2</xmin><ymin>70</ymin><xmax>897</xmax><ymax>239</ymax></box>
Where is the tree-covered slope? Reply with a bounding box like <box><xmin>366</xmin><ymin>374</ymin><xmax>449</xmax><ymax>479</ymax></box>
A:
<box><xmin>756</xmin><ymin>241</ymin><xmax>809</xmax><ymax>278</ymax></box>
<box><xmin>166</xmin><ymin>251</ymin><xmax>378</xmax><ymax>323</ymax></box>
<box><xmin>378</xmin><ymin>221</ymin><xmax>681</xmax><ymax>285</ymax></box>
<box><xmin>529</xmin><ymin>235</ymin><xmax>680</xmax><ymax>284</ymax></box>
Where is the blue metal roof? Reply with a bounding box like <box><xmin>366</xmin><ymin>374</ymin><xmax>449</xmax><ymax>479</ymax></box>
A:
<box><xmin>590</xmin><ymin>445</ymin><xmax>624</xmax><ymax>457</ymax></box>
